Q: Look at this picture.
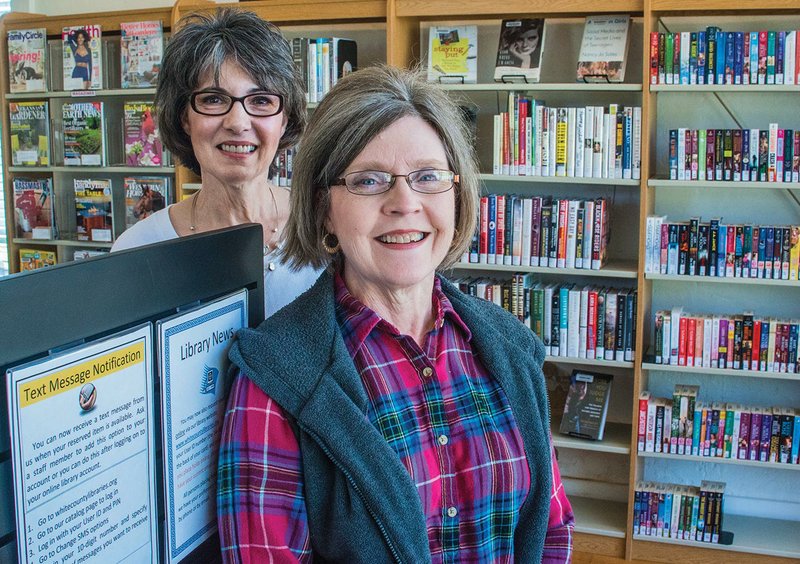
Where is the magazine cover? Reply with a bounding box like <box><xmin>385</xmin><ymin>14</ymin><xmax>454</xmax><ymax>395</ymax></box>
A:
<box><xmin>427</xmin><ymin>25</ymin><xmax>478</xmax><ymax>83</ymax></box>
<box><xmin>576</xmin><ymin>15</ymin><xmax>632</xmax><ymax>82</ymax></box>
<box><xmin>494</xmin><ymin>19</ymin><xmax>546</xmax><ymax>83</ymax></box>
<box><xmin>73</xmin><ymin>249</ymin><xmax>109</xmax><ymax>260</ymax></box>
<box><xmin>9</xmin><ymin>101</ymin><xmax>50</xmax><ymax>166</ymax></box>
<box><xmin>19</xmin><ymin>248</ymin><xmax>57</xmax><ymax>270</ymax></box>
<box><xmin>74</xmin><ymin>178</ymin><xmax>113</xmax><ymax>242</ymax></box>
<box><xmin>124</xmin><ymin>176</ymin><xmax>169</xmax><ymax>229</ymax></box>
<box><xmin>123</xmin><ymin>101</ymin><xmax>163</xmax><ymax>166</ymax></box>
<box><xmin>7</xmin><ymin>28</ymin><xmax>47</xmax><ymax>92</ymax></box>
<box><xmin>120</xmin><ymin>20</ymin><xmax>163</xmax><ymax>88</ymax></box>
<box><xmin>63</xmin><ymin>101</ymin><xmax>105</xmax><ymax>166</ymax></box>
<box><xmin>13</xmin><ymin>177</ymin><xmax>55</xmax><ymax>239</ymax></box>
<box><xmin>62</xmin><ymin>25</ymin><xmax>102</xmax><ymax>90</ymax></box>
<box><xmin>559</xmin><ymin>370</ymin><xmax>614</xmax><ymax>440</ymax></box>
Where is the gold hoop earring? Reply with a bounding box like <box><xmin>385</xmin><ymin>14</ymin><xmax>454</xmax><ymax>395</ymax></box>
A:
<box><xmin>322</xmin><ymin>232</ymin><xmax>340</xmax><ymax>254</ymax></box>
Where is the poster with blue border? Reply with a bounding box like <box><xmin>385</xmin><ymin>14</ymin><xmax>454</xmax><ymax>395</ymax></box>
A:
<box><xmin>157</xmin><ymin>289</ymin><xmax>247</xmax><ymax>562</ymax></box>
<box><xmin>6</xmin><ymin>323</ymin><xmax>157</xmax><ymax>564</ymax></box>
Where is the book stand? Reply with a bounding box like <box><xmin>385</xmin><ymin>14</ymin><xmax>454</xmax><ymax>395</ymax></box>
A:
<box><xmin>496</xmin><ymin>74</ymin><xmax>533</xmax><ymax>83</ymax></box>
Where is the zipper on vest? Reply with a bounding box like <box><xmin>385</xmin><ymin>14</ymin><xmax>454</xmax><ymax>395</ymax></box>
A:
<box><xmin>299</xmin><ymin>424</ymin><xmax>405</xmax><ymax>564</ymax></box>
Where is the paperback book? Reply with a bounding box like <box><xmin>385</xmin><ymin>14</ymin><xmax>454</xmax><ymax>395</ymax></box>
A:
<box><xmin>123</xmin><ymin>101</ymin><xmax>163</xmax><ymax>166</ymax></box>
<box><xmin>19</xmin><ymin>248</ymin><xmax>56</xmax><ymax>271</ymax></box>
<box><xmin>74</xmin><ymin>178</ymin><xmax>113</xmax><ymax>242</ymax></box>
<box><xmin>13</xmin><ymin>177</ymin><xmax>55</xmax><ymax>239</ymax></box>
<box><xmin>8</xmin><ymin>101</ymin><xmax>49</xmax><ymax>166</ymax></box>
<box><xmin>494</xmin><ymin>19</ymin><xmax>546</xmax><ymax>83</ymax></box>
<box><xmin>62</xmin><ymin>25</ymin><xmax>102</xmax><ymax>90</ymax></box>
<box><xmin>427</xmin><ymin>25</ymin><xmax>477</xmax><ymax>83</ymax></box>
<box><xmin>63</xmin><ymin>101</ymin><xmax>105</xmax><ymax>166</ymax></box>
<box><xmin>73</xmin><ymin>249</ymin><xmax>109</xmax><ymax>260</ymax></box>
<box><xmin>560</xmin><ymin>370</ymin><xmax>614</xmax><ymax>440</ymax></box>
<box><xmin>124</xmin><ymin>176</ymin><xmax>169</xmax><ymax>229</ymax></box>
<box><xmin>120</xmin><ymin>20</ymin><xmax>163</xmax><ymax>88</ymax></box>
<box><xmin>576</xmin><ymin>15</ymin><xmax>632</xmax><ymax>83</ymax></box>
<box><xmin>7</xmin><ymin>28</ymin><xmax>47</xmax><ymax>92</ymax></box>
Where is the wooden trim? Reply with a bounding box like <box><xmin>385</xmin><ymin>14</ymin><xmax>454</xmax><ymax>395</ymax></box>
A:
<box><xmin>2</xmin><ymin>7</ymin><xmax>174</xmax><ymax>35</ymax></box>
<box><xmin>175</xmin><ymin>0</ymin><xmax>385</xmax><ymax>25</ymax></box>
<box><xmin>574</xmin><ymin>532</ymin><xmax>627</xmax><ymax>558</ymax></box>
<box><xmin>395</xmin><ymin>0</ymin><xmax>643</xmax><ymax>18</ymax></box>
<box><xmin>632</xmin><ymin>539</ymin><xmax>800</xmax><ymax>563</ymax></box>
<box><xmin>650</xmin><ymin>0</ymin><xmax>800</xmax><ymax>12</ymax></box>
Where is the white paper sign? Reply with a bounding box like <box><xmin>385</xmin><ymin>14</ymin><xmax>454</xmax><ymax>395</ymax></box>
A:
<box><xmin>158</xmin><ymin>289</ymin><xmax>248</xmax><ymax>562</ymax></box>
<box><xmin>6</xmin><ymin>324</ymin><xmax>158</xmax><ymax>564</ymax></box>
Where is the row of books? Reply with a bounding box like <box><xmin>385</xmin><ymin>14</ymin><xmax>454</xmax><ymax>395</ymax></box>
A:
<box><xmin>428</xmin><ymin>16</ymin><xmax>631</xmax><ymax>84</ymax></box>
<box><xmin>290</xmin><ymin>37</ymin><xmax>357</xmax><ymax>104</ymax></box>
<box><xmin>653</xmin><ymin>308</ymin><xmax>800</xmax><ymax>374</ymax></box>
<box><xmin>8</xmin><ymin>22</ymin><xmax>162</xmax><ymax>93</ymax></box>
<box><xmin>634</xmin><ymin>481</ymin><xmax>726</xmax><ymax>544</ymax></box>
<box><xmin>668</xmin><ymin>126</ymin><xmax>800</xmax><ymax>183</ymax></box>
<box><xmin>12</xmin><ymin>176</ymin><xmax>170</xmax><ymax>241</ymax></box>
<box><xmin>643</xmin><ymin>217</ymin><xmax>800</xmax><ymax>280</ymax></box>
<box><xmin>18</xmin><ymin>248</ymin><xmax>108</xmax><ymax>271</ymax></box>
<box><xmin>638</xmin><ymin>387</ymin><xmax>800</xmax><ymax>465</ymax></box>
<box><xmin>649</xmin><ymin>28</ymin><xmax>800</xmax><ymax>86</ymax></box>
<box><xmin>270</xmin><ymin>148</ymin><xmax>295</xmax><ymax>187</ymax></box>
<box><xmin>8</xmin><ymin>100</ymin><xmax>165</xmax><ymax>168</ymax></box>
<box><xmin>457</xmin><ymin>276</ymin><xmax>638</xmax><ymax>362</ymax></box>
<box><xmin>463</xmin><ymin>195</ymin><xmax>610</xmax><ymax>269</ymax></box>
<box><xmin>492</xmin><ymin>97</ymin><xmax>642</xmax><ymax>180</ymax></box>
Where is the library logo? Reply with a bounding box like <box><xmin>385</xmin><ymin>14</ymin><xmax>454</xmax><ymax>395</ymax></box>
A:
<box><xmin>200</xmin><ymin>365</ymin><xmax>218</xmax><ymax>395</ymax></box>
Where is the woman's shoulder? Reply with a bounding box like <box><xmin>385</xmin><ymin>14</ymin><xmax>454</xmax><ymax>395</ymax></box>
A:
<box><xmin>111</xmin><ymin>205</ymin><xmax>178</xmax><ymax>252</ymax></box>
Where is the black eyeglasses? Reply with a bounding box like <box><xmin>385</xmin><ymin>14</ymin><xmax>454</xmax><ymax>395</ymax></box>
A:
<box><xmin>333</xmin><ymin>169</ymin><xmax>459</xmax><ymax>195</ymax></box>
<box><xmin>190</xmin><ymin>90</ymin><xmax>284</xmax><ymax>117</ymax></box>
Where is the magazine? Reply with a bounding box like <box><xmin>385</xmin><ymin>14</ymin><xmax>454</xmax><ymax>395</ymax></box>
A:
<box><xmin>19</xmin><ymin>248</ymin><xmax>57</xmax><ymax>270</ymax></box>
<box><xmin>120</xmin><ymin>20</ymin><xmax>163</xmax><ymax>88</ymax></box>
<box><xmin>7</xmin><ymin>28</ymin><xmax>47</xmax><ymax>92</ymax></box>
<box><xmin>63</xmin><ymin>101</ymin><xmax>105</xmax><ymax>166</ymax></box>
<box><xmin>9</xmin><ymin>101</ymin><xmax>49</xmax><ymax>166</ymax></box>
<box><xmin>62</xmin><ymin>25</ymin><xmax>102</xmax><ymax>90</ymax></box>
<box><xmin>124</xmin><ymin>176</ymin><xmax>169</xmax><ymax>229</ymax></box>
<box><xmin>124</xmin><ymin>101</ymin><xmax>163</xmax><ymax>166</ymax></box>
<box><xmin>494</xmin><ymin>19</ymin><xmax>546</xmax><ymax>83</ymax></box>
<box><xmin>576</xmin><ymin>15</ymin><xmax>632</xmax><ymax>83</ymax></box>
<box><xmin>13</xmin><ymin>177</ymin><xmax>55</xmax><ymax>239</ymax></box>
<box><xmin>427</xmin><ymin>25</ymin><xmax>478</xmax><ymax>83</ymax></box>
<box><xmin>74</xmin><ymin>178</ymin><xmax>113</xmax><ymax>242</ymax></box>
<box><xmin>559</xmin><ymin>370</ymin><xmax>614</xmax><ymax>440</ymax></box>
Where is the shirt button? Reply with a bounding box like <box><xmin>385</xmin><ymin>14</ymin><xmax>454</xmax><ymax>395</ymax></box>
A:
<box><xmin>437</xmin><ymin>434</ymin><xmax>448</xmax><ymax>446</ymax></box>
<box><xmin>422</xmin><ymin>367</ymin><xmax>433</xmax><ymax>378</ymax></box>
<box><xmin>268</xmin><ymin>262</ymin><xmax>276</xmax><ymax>271</ymax></box>
<box><xmin>447</xmin><ymin>506</ymin><xmax>458</xmax><ymax>518</ymax></box>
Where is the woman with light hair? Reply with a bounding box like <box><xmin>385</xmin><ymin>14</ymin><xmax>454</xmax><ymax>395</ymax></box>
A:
<box><xmin>218</xmin><ymin>65</ymin><xmax>574</xmax><ymax>562</ymax></box>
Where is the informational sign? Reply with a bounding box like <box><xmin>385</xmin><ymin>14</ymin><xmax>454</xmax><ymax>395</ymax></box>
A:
<box><xmin>6</xmin><ymin>324</ymin><xmax>158</xmax><ymax>564</ymax></box>
<box><xmin>157</xmin><ymin>290</ymin><xmax>247</xmax><ymax>562</ymax></box>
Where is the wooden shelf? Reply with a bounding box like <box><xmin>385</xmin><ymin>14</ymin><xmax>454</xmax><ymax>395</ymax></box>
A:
<box><xmin>648</xmin><ymin>179</ymin><xmax>800</xmax><ymax>190</ymax></box>
<box><xmin>641</xmin><ymin>362</ymin><xmax>800</xmax><ymax>382</ymax></box>
<box><xmin>6</xmin><ymin>88</ymin><xmax>156</xmax><ymax>99</ymax></box>
<box><xmin>452</xmin><ymin>259</ymin><xmax>638</xmax><ymax>279</ymax></box>
<box><xmin>651</xmin><ymin>84</ymin><xmax>800</xmax><ymax>93</ymax></box>
<box><xmin>394</xmin><ymin>0</ymin><xmax>644</xmax><ymax>18</ymax></box>
<box><xmin>570</xmin><ymin>496</ymin><xmax>628</xmax><ymax>539</ymax></box>
<box><xmin>638</xmin><ymin>451</ymin><xmax>800</xmax><ymax>471</ymax></box>
<box><xmin>546</xmin><ymin>355</ymin><xmax>634</xmax><ymax>369</ymax></box>
<box><xmin>175</xmin><ymin>0</ymin><xmax>386</xmax><ymax>24</ymax></box>
<box><xmin>12</xmin><ymin>238</ymin><xmax>113</xmax><ymax>249</ymax></box>
<box><xmin>646</xmin><ymin>273</ymin><xmax>799</xmax><ymax>287</ymax></box>
<box><xmin>553</xmin><ymin>422</ymin><xmax>632</xmax><ymax>455</ymax></box>
<box><xmin>439</xmin><ymin>82</ymin><xmax>642</xmax><ymax>92</ymax></box>
<box><xmin>633</xmin><ymin>513</ymin><xmax>800</xmax><ymax>560</ymax></box>
<box><xmin>649</xmin><ymin>0</ymin><xmax>799</xmax><ymax>13</ymax></box>
<box><xmin>9</xmin><ymin>166</ymin><xmax>174</xmax><ymax>174</ymax></box>
<box><xmin>480</xmin><ymin>173</ymin><xmax>640</xmax><ymax>186</ymax></box>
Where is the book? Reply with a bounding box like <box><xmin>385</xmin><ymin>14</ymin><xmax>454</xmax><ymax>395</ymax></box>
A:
<box><xmin>8</xmin><ymin>101</ymin><xmax>50</xmax><ymax>166</ymax></box>
<box><xmin>576</xmin><ymin>15</ymin><xmax>632</xmax><ymax>83</ymax></box>
<box><xmin>74</xmin><ymin>178</ymin><xmax>113</xmax><ymax>242</ymax></box>
<box><xmin>7</xmin><ymin>28</ymin><xmax>47</xmax><ymax>92</ymax></box>
<box><xmin>120</xmin><ymin>20</ymin><xmax>163</xmax><ymax>88</ymax></box>
<box><xmin>123</xmin><ymin>101</ymin><xmax>163</xmax><ymax>166</ymax></box>
<box><xmin>427</xmin><ymin>25</ymin><xmax>477</xmax><ymax>83</ymax></box>
<box><xmin>19</xmin><ymin>248</ymin><xmax>56</xmax><ymax>271</ymax></box>
<box><xmin>494</xmin><ymin>19</ymin><xmax>546</xmax><ymax>83</ymax></box>
<box><xmin>62</xmin><ymin>25</ymin><xmax>102</xmax><ymax>90</ymax></box>
<box><xmin>63</xmin><ymin>101</ymin><xmax>105</xmax><ymax>166</ymax></box>
<box><xmin>13</xmin><ymin>177</ymin><xmax>55</xmax><ymax>239</ymax></box>
<box><xmin>559</xmin><ymin>370</ymin><xmax>613</xmax><ymax>440</ymax></box>
<box><xmin>124</xmin><ymin>176</ymin><xmax>169</xmax><ymax>230</ymax></box>
<box><xmin>73</xmin><ymin>249</ymin><xmax>109</xmax><ymax>260</ymax></box>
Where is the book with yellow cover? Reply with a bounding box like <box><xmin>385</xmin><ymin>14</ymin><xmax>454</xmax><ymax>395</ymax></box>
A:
<box><xmin>427</xmin><ymin>25</ymin><xmax>477</xmax><ymax>84</ymax></box>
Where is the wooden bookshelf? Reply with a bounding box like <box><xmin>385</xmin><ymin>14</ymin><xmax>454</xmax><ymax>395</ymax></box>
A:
<box><xmin>645</xmin><ymin>273</ymin><xmax>800</xmax><ymax>286</ymax></box>
<box><xmin>638</xmin><ymin>450</ymin><xmax>800</xmax><ymax>471</ymax></box>
<box><xmin>452</xmin><ymin>259</ymin><xmax>638</xmax><ymax>278</ymax></box>
<box><xmin>642</xmin><ymin>361</ymin><xmax>800</xmax><ymax>382</ymax></box>
<box><xmin>481</xmin><ymin>173</ymin><xmax>640</xmax><ymax>186</ymax></box>
<box><xmin>648</xmin><ymin>179</ymin><xmax>800</xmax><ymax>190</ymax></box>
<box><xmin>554</xmin><ymin>422</ymin><xmax>633</xmax><ymax>455</ymax></box>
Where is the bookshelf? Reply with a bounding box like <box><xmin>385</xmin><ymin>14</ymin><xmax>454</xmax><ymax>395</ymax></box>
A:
<box><xmin>0</xmin><ymin>7</ymin><xmax>174</xmax><ymax>273</ymax></box>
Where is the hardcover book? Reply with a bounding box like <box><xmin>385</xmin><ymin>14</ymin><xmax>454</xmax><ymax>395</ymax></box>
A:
<box><xmin>123</xmin><ymin>101</ymin><xmax>163</xmax><ymax>166</ymax></box>
<box><xmin>124</xmin><ymin>176</ymin><xmax>169</xmax><ymax>230</ymax></box>
<box><xmin>8</xmin><ymin>101</ymin><xmax>49</xmax><ymax>166</ymax></box>
<box><xmin>494</xmin><ymin>19</ymin><xmax>546</xmax><ymax>83</ymax></box>
<box><xmin>427</xmin><ymin>25</ymin><xmax>477</xmax><ymax>83</ymax></box>
<box><xmin>19</xmin><ymin>248</ymin><xmax>57</xmax><ymax>271</ymax></box>
<box><xmin>7</xmin><ymin>28</ymin><xmax>47</xmax><ymax>92</ymax></box>
<box><xmin>13</xmin><ymin>177</ymin><xmax>55</xmax><ymax>239</ymax></box>
<box><xmin>62</xmin><ymin>25</ymin><xmax>102</xmax><ymax>90</ymax></box>
<box><xmin>63</xmin><ymin>101</ymin><xmax>105</xmax><ymax>166</ymax></box>
<box><xmin>120</xmin><ymin>20</ymin><xmax>163</xmax><ymax>88</ymax></box>
<box><xmin>74</xmin><ymin>178</ymin><xmax>113</xmax><ymax>242</ymax></box>
<box><xmin>576</xmin><ymin>15</ymin><xmax>632</xmax><ymax>83</ymax></box>
<box><xmin>559</xmin><ymin>370</ymin><xmax>614</xmax><ymax>440</ymax></box>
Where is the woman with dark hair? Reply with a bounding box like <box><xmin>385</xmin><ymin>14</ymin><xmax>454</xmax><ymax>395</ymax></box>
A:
<box><xmin>112</xmin><ymin>8</ymin><xmax>319</xmax><ymax>316</ymax></box>
<box><xmin>218</xmin><ymin>65</ymin><xmax>574</xmax><ymax>562</ymax></box>
<box><xmin>67</xmin><ymin>29</ymin><xmax>92</xmax><ymax>89</ymax></box>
